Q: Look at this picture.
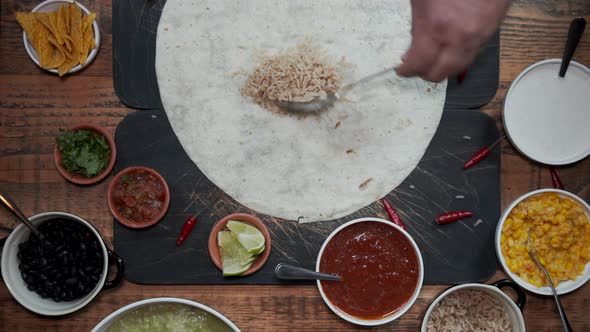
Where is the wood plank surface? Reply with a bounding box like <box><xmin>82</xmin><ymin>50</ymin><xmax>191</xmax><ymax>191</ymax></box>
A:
<box><xmin>1</xmin><ymin>0</ymin><xmax>589</xmax><ymax>331</ymax></box>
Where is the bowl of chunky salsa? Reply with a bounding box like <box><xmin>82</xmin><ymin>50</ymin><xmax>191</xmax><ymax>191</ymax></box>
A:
<box><xmin>107</xmin><ymin>166</ymin><xmax>170</xmax><ymax>229</ymax></box>
<box><xmin>316</xmin><ymin>218</ymin><xmax>424</xmax><ymax>326</ymax></box>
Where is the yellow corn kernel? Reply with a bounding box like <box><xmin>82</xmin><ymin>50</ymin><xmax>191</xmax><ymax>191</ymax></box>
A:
<box><xmin>501</xmin><ymin>193</ymin><xmax>590</xmax><ymax>287</ymax></box>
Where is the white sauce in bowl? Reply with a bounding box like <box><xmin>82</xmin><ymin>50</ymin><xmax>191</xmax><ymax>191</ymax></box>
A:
<box><xmin>503</xmin><ymin>60</ymin><xmax>590</xmax><ymax>165</ymax></box>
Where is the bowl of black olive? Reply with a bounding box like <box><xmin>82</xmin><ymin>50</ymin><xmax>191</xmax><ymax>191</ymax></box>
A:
<box><xmin>1</xmin><ymin>211</ymin><xmax>124</xmax><ymax>316</ymax></box>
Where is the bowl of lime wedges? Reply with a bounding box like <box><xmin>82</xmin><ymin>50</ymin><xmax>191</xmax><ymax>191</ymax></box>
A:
<box><xmin>207</xmin><ymin>213</ymin><xmax>271</xmax><ymax>277</ymax></box>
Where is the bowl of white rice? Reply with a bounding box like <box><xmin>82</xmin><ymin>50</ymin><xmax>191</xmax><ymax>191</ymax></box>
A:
<box><xmin>421</xmin><ymin>279</ymin><xmax>526</xmax><ymax>332</ymax></box>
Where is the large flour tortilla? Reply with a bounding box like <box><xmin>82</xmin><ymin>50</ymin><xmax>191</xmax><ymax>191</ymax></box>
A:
<box><xmin>156</xmin><ymin>0</ymin><xmax>447</xmax><ymax>222</ymax></box>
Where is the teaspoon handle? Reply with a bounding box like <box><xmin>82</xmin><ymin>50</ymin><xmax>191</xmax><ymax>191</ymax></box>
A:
<box><xmin>531</xmin><ymin>252</ymin><xmax>572</xmax><ymax>332</ymax></box>
<box><xmin>559</xmin><ymin>17</ymin><xmax>586</xmax><ymax>77</ymax></box>
<box><xmin>274</xmin><ymin>263</ymin><xmax>340</xmax><ymax>281</ymax></box>
<box><xmin>0</xmin><ymin>192</ymin><xmax>43</xmax><ymax>239</ymax></box>
<box><xmin>547</xmin><ymin>277</ymin><xmax>572</xmax><ymax>332</ymax></box>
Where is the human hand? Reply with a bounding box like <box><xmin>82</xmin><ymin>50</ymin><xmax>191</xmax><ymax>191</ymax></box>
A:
<box><xmin>396</xmin><ymin>0</ymin><xmax>511</xmax><ymax>82</ymax></box>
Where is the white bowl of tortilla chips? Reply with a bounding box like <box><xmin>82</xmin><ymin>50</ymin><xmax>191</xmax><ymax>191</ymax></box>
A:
<box><xmin>18</xmin><ymin>0</ymin><xmax>100</xmax><ymax>76</ymax></box>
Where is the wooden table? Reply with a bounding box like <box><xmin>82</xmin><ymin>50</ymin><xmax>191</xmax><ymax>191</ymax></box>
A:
<box><xmin>1</xmin><ymin>0</ymin><xmax>589</xmax><ymax>330</ymax></box>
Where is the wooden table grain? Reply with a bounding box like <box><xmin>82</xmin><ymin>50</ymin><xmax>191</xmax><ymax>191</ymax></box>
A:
<box><xmin>1</xmin><ymin>0</ymin><xmax>589</xmax><ymax>331</ymax></box>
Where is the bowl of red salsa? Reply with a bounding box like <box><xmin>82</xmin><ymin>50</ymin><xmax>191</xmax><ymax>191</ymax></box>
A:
<box><xmin>107</xmin><ymin>166</ymin><xmax>170</xmax><ymax>229</ymax></box>
<box><xmin>316</xmin><ymin>218</ymin><xmax>424</xmax><ymax>326</ymax></box>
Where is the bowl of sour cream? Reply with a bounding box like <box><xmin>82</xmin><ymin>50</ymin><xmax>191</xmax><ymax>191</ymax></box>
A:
<box><xmin>503</xmin><ymin>59</ymin><xmax>590</xmax><ymax>165</ymax></box>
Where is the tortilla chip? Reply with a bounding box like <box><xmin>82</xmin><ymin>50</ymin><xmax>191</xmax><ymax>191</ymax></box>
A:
<box><xmin>35</xmin><ymin>12</ymin><xmax>55</xmax><ymax>36</ymax></box>
<box><xmin>47</xmin><ymin>35</ymin><xmax>67</xmax><ymax>68</ymax></box>
<box><xmin>15</xmin><ymin>12</ymin><xmax>39</xmax><ymax>46</ymax></box>
<box><xmin>64</xmin><ymin>4</ymin><xmax>71</xmax><ymax>34</ymax></box>
<box><xmin>16</xmin><ymin>12</ymin><xmax>55</xmax><ymax>68</ymax></box>
<box><xmin>80</xmin><ymin>13</ymin><xmax>96</xmax><ymax>65</ymax></box>
<box><xmin>57</xmin><ymin>4</ymin><xmax>74</xmax><ymax>52</ymax></box>
<box><xmin>35</xmin><ymin>24</ymin><xmax>54</xmax><ymax>68</ymax></box>
<box><xmin>49</xmin><ymin>34</ymin><xmax>73</xmax><ymax>61</ymax></box>
<box><xmin>47</xmin><ymin>9</ymin><xmax>63</xmax><ymax>45</ymax></box>
<box><xmin>69</xmin><ymin>3</ymin><xmax>83</xmax><ymax>65</ymax></box>
<box><xmin>58</xmin><ymin>56</ymin><xmax>78</xmax><ymax>76</ymax></box>
<box><xmin>47</xmin><ymin>47</ymin><xmax>66</xmax><ymax>69</ymax></box>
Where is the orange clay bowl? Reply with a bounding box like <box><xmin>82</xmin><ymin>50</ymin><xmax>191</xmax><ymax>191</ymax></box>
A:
<box><xmin>53</xmin><ymin>123</ymin><xmax>117</xmax><ymax>185</ymax></box>
<box><xmin>107</xmin><ymin>166</ymin><xmax>170</xmax><ymax>229</ymax></box>
<box><xmin>208</xmin><ymin>213</ymin><xmax>272</xmax><ymax>276</ymax></box>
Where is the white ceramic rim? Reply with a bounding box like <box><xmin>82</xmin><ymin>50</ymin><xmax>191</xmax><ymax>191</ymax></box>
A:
<box><xmin>23</xmin><ymin>0</ymin><xmax>101</xmax><ymax>75</ymax></box>
<box><xmin>91</xmin><ymin>297</ymin><xmax>241</xmax><ymax>332</ymax></box>
<box><xmin>315</xmin><ymin>217</ymin><xmax>424</xmax><ymax>326</ymax></box>
<box><xmin>502</xmin><ymin>59</ymin><xmax>590</xmax><ymax>165</ymax></box>
<box><xmin>495</xmin><ymin>188</ymin><xmax>590</xmax><ymax>295</ymax></box>
<box><xmin>420</xmin><ymin>283</ymin><xmax>526</xmax><ymax>332</ymax></box>
<box><xmin>0</xmin><ymin>212</ymin><xmax>109</xmax><ymax>316</ymax></box>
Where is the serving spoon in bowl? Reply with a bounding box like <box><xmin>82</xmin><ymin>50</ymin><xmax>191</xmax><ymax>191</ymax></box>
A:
<box><xmin>277</xmin><ymin>66</ymin><xmax>396</xmax><ymax>113</ymax></box>
<box><xmin>527</xmin><ymin>230</ymin><xmax>572</xmax><ymax>332</ymax></box>
<box><xmin>274</xmin><ymin>263</ymin><xmax>341</xmax><ymax>281</ymax></box>
<box><xmin>0</xmin><ymin>193</ymin><xmax>45</xmax><ymax>242</ymax></box>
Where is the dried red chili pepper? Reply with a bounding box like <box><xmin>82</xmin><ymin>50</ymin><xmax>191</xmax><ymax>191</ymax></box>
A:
<box><xmin>176</xmin><ymin>215</ymin><xmax>198</xmax><ymax>246</ymax></box>
<box><xmin>435</xmin><ymin>211</ymin><xmax>474</xmax><ymax>225</ymax></box>
<box><xmin>176</xmin><ymin>193</ymin><xmax>222</xmax><ymax>246</ymax></box>
<box><xmin>381</xmin><ymin>198</ymin><xmax>406</xmax><ymax>230</ymax></box>
<box><xmin>463</xmin><ymin>135</ymin><xmax>506</xmax><ymax>169</ymax></box>
<box><xmin>549</xmin><ymin>167</ymin><xmax>564</xmax><ymax>190</ymax></box>
<box><xmin>457</xmin><ymin>69</ymin><xmax>468</xmax><ymax>84</ymax></box>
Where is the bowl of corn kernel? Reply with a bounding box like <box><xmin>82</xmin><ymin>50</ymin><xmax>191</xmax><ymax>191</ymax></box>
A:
<box><xmin>496</xmin><ymin>189</ymin><xmax>590</xmax><ymax>295</ymax></box>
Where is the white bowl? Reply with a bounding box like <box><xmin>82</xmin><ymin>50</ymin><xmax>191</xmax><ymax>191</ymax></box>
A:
<box><xmin>503</xmin><ymin>59</ymin><xmax>590</xmax><ymax>165</ymax></box>
<box><xmin>421</xmin><ymin>280</ymin><xmax>527</xmax><ymax>332</ymax></box>
<box><xmin>91</xmin><ymin>297</ymin><xmax>241</xmax><ymax>331</ymax></box>
<box><xmin>23</xmin><ymin>0</ymin><xmax>101</xmax><ymax>75</ymax></box>
<box><xmin>316</xmin><ymin>217</ymin><xmax>424</xmax><ymax>326</ymax></box>
<box><xmin>495</xmin><ymin>189</ymin><xmax>590</xmax><ymax>295</ymax></box>
<box><xmin>1</xmin><ymin>212</ymin><xmax>124</xmax><ymax>316</ymax></box>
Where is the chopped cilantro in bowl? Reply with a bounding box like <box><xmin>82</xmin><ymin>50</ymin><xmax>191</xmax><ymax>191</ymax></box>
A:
<box><xmin>57</xmin><ymin>129</ymin><xmax>111</xmax><ymax>178</ymax></box>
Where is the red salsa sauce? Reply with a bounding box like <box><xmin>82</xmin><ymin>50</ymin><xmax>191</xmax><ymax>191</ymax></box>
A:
<box><xmin>112</xmin><ymin>170</ymin><xmax>166</xmax><ymax>222</ymax></box>
<box><xmin>319</xmin><ymin>221</ymin><xmax>420</xmax><ymax>320</ymax></box>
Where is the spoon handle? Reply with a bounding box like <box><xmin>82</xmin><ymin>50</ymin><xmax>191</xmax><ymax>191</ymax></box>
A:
<box><xmin>559</xmin><ymin>18</ymin><xmax>586</xmax><ymax>77</ymax></box>
<box><xmin>274</xmin><ymin>263</ymin><xmax>340</xmax><ymax>281</ymax></box>
<box><xmin>0</xmin><ymin>192</ymin><xmax>43</xmax><ymax>239</ymax></box>
<box><xmin>530</xmin><ymin>252</ymin><xmax>572</xmax><ymax>332</ymax></box>
<box><xmin>340</xmin><ymin>66</ymin><xmax>397</xmax><ymax>95</ymax></box>
<box><xmin>544</xmin><ymin>268</ymin><xmax>572</xmax><ymax>332</ymax></box>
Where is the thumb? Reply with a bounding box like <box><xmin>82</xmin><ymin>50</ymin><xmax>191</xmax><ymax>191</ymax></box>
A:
<box><xmin>395</xmin><ymin>33</ymin><xmax>438</xmax><ymax>78</ymax></box>
<box><xmin>395</xmin><ymin>52</ymin><xmax>415</xmax><ymax>77</ymax></box>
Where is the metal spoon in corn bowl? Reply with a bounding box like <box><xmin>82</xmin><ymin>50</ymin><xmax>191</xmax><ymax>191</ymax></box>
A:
<box><xmin>527</xmin><ymin>230</ymin><xmax>572</xmax><ymax>332</ymax></box>
<box><xmin>495</xmin><ymin>188</ymin><xmax>590</xmax><ymax>296</ymax></box>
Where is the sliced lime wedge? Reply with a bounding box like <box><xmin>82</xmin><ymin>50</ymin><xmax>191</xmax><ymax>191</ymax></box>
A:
<box><xmin>218</xmin><ymin>230</ymin><xmax>254</xmax><ymax>276</ymax></box>
<box><xmin>226</xmin><ymin>220</ymin><xmax>266</xmax><ymax>254</ymax></box>
<box><xmin>250</xmin><ymin>244</ymin><xmax>265</xmax><ymax>255</ymax></box>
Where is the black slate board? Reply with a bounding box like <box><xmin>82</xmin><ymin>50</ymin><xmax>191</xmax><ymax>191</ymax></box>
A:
<box><xmin>114</xmin><ymin>109</ymin><xmax>500</xmax><ymax>285</ymax></box>
<box><xmin>112</xmin><ymin>0</ymin><xmax>499</xmax><ymax>110</ymax></box>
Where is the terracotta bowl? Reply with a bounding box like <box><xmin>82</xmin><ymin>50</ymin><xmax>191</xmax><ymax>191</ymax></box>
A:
<box><xmin>53</xmin><ymin>123</ymin><xmax>116</xmax><ymax>185</ymax></box>
<box><xmin>208</xmin><ymin>213</ymin><xmax>271</xmax><ymax>276</ymax></box>
<box><xmin>107</xmin><ymin>166</ymin><xmax>170</xmax><ymax>229</ymax></box>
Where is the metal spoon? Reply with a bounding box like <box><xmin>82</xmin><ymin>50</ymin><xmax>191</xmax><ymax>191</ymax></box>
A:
<box><xmin>527</xmin><ymin>230</ymin><xmax>572</xmax><ymax>332</ymax></box>
<box><xmin>559</xmin><ymin>17</ymin><xmax>586</xmax><ymax>77</ymax></box>
<box><xmin>274</xmin><ymin>263</ymin><xmax>341</xmax><ymax>281</ymax></box>
<box><xmin>277</xmin><ymin>66</ymin><xmax>396</xmax><ymax>113</ymax></box>
<box><xmin>0</xmin><ymin>192</ymin><xmax>45</xmax><ymax>241</ymax></box>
